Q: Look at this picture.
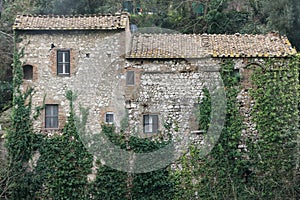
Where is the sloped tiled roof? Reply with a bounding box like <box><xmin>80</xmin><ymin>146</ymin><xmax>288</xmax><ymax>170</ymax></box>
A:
<box><xmin>126</xmin><ymin>33</ymin><xmax>297</xmax><ymax>58</ymax></box>
<box><xmin>13</xmin><ymin>13</ymin><xmax>128</xmax><ymax>30</ymax></box>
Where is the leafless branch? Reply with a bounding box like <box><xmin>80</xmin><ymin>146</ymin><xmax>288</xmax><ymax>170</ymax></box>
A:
<box><xmin>0</xmin><ymin>31</ymin><xmax>13</xmax><ymax>39</ymax></box>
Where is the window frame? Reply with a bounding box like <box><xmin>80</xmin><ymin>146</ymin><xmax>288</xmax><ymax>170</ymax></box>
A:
<box><xmin>105</xmin><ymin>112</ymin><xmax>114</xmax><ymax>124</ymax></box>
<box><xmin>57</xmin><ymin>49</ymin><xmax>70</xmax><ymax>76</ymax></box>
<box><xmin>45</xmin><ymin>104</ymin><xmax>59</xmax><ymax>129</ymax></box>
<box><xmin>126</xmin><ymin>71</ymin><xmax>135</xmax><ymax>85</ymax></box>
<box><xmin>143</xmin><ymin>114</ymin><xmax>159</xmax><ymax>134</ymax></box>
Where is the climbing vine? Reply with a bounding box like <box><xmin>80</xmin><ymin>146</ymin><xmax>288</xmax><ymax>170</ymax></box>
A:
<box><xmin>248</xmin><ymin>57</ymin><xmax>299</xmax><ymax>199</ymax></box>
<box><xmin>173</xmin><ymin>57</ymin><xmax>299</xmax><ymax>199</ymax></box>
<box><xmin>90</xmin><ymin>125</ymin><xmax>175</xmax><ymax>200</ymax></box>
<box><xmin>173</xmin><ymin>60</ymin><xmax>245</xmax><ymax>199</ymax></box>
<box><xmin>33</xmin><ymin>91</ymin><xmax>93</xmax><ymax>199</ymax></box>
<box><xmin>4</xmin><ymin>37</ymin><xmax>36</xmax><ymax>199</ymax></box>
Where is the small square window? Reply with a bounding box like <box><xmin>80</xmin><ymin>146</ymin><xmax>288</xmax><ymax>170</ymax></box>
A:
<box><xmin>126</xmin><ymin>71</ymin><xmax>135</xmax><ymax>85</ymax></box>
<box><xmin>57</xmin><ymin>50</ymin><xmax>70</xmax><ymax>75</ymax></box>
<box><xmin>105</xmin><ymin>112</ymin><xmax>114</xmax><ymax>124</ymax></box>
<box><xmin>45</xmin><ymin>104</ymin><xmax>59</xmax><ymax>129</ymax></box>
<box><xmin>143</xmin><ymin>114</ymin><xmax>158</xmax><ymax>134</ymax></box>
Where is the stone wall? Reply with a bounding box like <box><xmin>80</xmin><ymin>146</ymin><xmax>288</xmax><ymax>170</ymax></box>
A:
<box><xmin>0</xmin><ymin>108</ymin><xmax>11</xmax><ymax>162</ymax></box>
<box><xmin>17</xmin><ymin>28</ymin><xmax>260</xmax><ymax>148</ymax></box>
<box><xmin>17</xmin><ymin>30</ymin><xmax>126</xmax><ymax>134</ymax></box>
<box><xmin>123</xmin><ymin>58</ymin><xmax>223</xmax><ymax>146</ymax></box>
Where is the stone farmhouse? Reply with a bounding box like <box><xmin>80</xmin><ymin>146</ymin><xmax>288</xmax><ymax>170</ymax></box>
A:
<box><xmin>13</xmin><ymin>13</ymin><xmax>297</xmax><ymax>142</ymax></box>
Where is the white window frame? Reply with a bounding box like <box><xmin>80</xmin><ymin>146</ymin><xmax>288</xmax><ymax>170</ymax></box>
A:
<box><xmin>57</xmin><ymin>50</ymin><xmax>70</xmax><ymax>75</ymax></box>
<box><xmin>143</xmin><ymin>114</ymin><xmax>159</xmax><ymax>134</ymax></box>
<box><xmin>105</xmin><ymin>112</ymin><xmax>114</xmax><ymax>124</ymax></box>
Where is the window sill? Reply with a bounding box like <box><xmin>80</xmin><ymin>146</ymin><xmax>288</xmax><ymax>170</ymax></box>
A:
<box><xmin>43</xmin><ymin>128</ymin><xmax>60</xmax><ymax>130</ymax></box>
<box><xmin>57</xmin><ymin>74</ymin><xmax>70</xmax><ymax>77</ymax></box>
<box><xmin>104</xmin><ymin>123</ymin><xmax>114</xmax><ymax>125</ymax></box>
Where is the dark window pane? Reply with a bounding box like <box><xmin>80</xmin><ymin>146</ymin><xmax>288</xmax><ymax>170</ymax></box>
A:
<box><xmin>143</xmin><ymin>115</ymin><xmax>149</xmax><ymax>124</ymax></box>
<box><xmin>45</xmin><ymin>105</ymin><xmax>59</xmax><ymax>128</ymax></box>
<box><xmin>45</xmin><ymin>105</ymin><xmax>52</xmax><ymax>116</ymax></box>
<box><xmin>52</xmin><ymin>117</ymin><xmax>58</xmax><ymax>128</ymax></box>
<box><xmin>57</xmin><ymin>64</ymin><xmax>63</xmax><ymax>74</ymax></box>
<box><xmin>23</xmin><ymin>65</ymin><xmax>33</xmax><ymax>80</ymax></box>
<box><xmin>105</xmin><ymin>113</ymin><xmax>114</xmax><ymax>124</ymax></box>
<box><xmin>57</xmin><ymin>51</ymin><xmax>63</xmax><ymax>62</ymax></box>
<box><xmin>143</xmin><ymin>115</ymin><xmax>148</xmax><ymax>133</ymax></box>
<box><xmin>152</xmin><ymin>115</ymin><xmax>158</xmax><ymax>133</ymax></box>
<box><xmin>52</xmin><ymin>106</ymin><xmax>58</xmax><ymax>116</ymax></box>
<box><xmin>65</xmin><ymin>64</ymin><xmax>70</xmax><ymax>74</ymax></box>
<box><xmin>126</xmin><ymin>71</ymin><xmax>135</xmax><ymax>85</ymax></box>
<box><xmin>46</xmin><ymin>117</ymin><xmax>51</xmax><ymax>128</ymax></box>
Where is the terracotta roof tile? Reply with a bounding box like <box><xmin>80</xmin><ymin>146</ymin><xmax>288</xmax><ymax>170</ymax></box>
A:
<box><xmin>13</xmin><ymin>13</ymin><xmax>128</xmax><ymax>30</ymax></box>
<box><xmin>127</xmin><ymin>33</ymin><xmax>296</xmax><ymax>58</ymax></box>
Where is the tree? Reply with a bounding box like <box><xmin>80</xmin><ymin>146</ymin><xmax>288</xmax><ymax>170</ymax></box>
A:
<box><xmin>33</xmin><ymin>0</ymin><xmax>121</xmax><ymax>15</ymax></box>
<box><xmin>4</xmin><ymin>37</ymin><xmax>36</xmax><ymax>199</ymax></box>
<box><xmin>261</xmin><ymin>0</ymin><xmax>300</xmax><ymax>49</ymax></box>
<box><xmin>0</xmin><ymin>0</ymin><xmax>38</xmax><ymax>112</ymax></box>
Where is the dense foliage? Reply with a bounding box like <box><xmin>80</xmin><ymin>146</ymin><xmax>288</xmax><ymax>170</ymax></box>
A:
<box><xmin>248</xmin><ymin>57</ymin><xmax>299</xmax><ymax>199</ymax></box>
<box><xmin>90</xmin><ymin>125</ymin><xmax>175</xmax><ymax>200</ymax></box>
<box><xmin>4</xmin><ymin>44</ymin><xmax>35</xmax><ymax>199</ymax></box>
<box><xmin>173</xmin><ymin>60</ymin><xmax>246</xmax><ymax>199</ymax></box>
<box><xmin>173</xmin><ymin>59</ymin><xmax>299</xmax><ymax>199</ymax></box>
<box><xmin>33</xmin><ymin>91</ymin><xmax>93</xmax><ymax>199</ymax></box>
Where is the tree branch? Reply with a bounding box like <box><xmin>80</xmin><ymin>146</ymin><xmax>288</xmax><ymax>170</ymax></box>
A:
<box><xmin>0</xmin><ymin>31</ymin><xmax>13</xmax><ymax>39</ymax></box>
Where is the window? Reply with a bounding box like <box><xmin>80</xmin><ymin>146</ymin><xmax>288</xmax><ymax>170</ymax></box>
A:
<box><xmin>126</xmin><ymin>71</ymin><xmax>135</xmax><ymax>85</ymax></box>
<box><xmin>45</xmin><ymin>104</ymin><xmax>59</xmax><ymax>129</ymax></box>
<box><xmin>23</xmin><ymin>65</ymin><xmax>33</xmax><ymax>80</ymax></box>
<box><xmin>57</xmin><ymin>50</ymin><xmax>70</xmax><ymax>75</ymax></box>
<box><xmin>143</xmin><ymin>114</ymin><xmax>158</xmax><ymax>134</ymax></box>
<box><xmin>105</xmin><ymin>112</ymin><xmax>114</xmax><ymax>124</ymax></box>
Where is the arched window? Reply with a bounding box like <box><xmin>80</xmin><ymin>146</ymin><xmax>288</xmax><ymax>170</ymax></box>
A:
<box><xmin>23</xmin><ymin>65</ymin><xmax>33</xmax><ymax>80</ymax></box>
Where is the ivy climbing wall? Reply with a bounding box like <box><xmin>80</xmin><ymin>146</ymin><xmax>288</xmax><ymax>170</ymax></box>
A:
<box><xmin>173</xmin><ymin>57</ymin><xmax>299</xmax><ymax>200</ymax></box>
<box><xmin>5</xmin><ymin>34</ymin><xmax>299</xmax><ymax>199</ymax></box>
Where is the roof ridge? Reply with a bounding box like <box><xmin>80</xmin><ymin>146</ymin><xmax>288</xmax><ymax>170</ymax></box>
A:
<box><xmin>14</xmin><ymin>13</ymin><xmax>128</xmax><ymax>30</ymax></box>
<box><xmin>131</xmin><ymin>32</ymin><xmax>292</xmax><ymax>39</ymax></box>
<box><xmin>16</xmin><ymin>13</ymin><xmax>127</xmax><ymax>18</ymax></box>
